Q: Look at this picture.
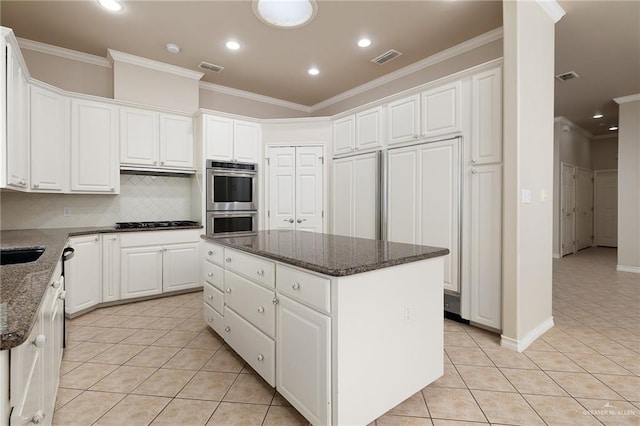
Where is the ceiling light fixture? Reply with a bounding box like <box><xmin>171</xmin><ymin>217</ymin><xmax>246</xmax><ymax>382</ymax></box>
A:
<box><xmin>225</xmin><ymin>41</ymin><xmax>241</xmax><ymax>51</ymax></box>
<box><xmin>308</xmin><ymin>67</ymin><xmax>319</xmax><ymax>76</ymax></box>
<box><xmin>253</xmin><ymin>0</ymin><xmax>318</xmax><ymax>29</ymax></box>
<box><xmin>593</xmin><ymin>113</ymin><xmax>603</xmax><ymax>119</ymax></box>
<box><xmin>166</xmin><ymin>43</ymin><xmax>181</xmax><ymax>54</ymax></box>
<box><xmin>358</xmin><ymin>38</ymin><xmax>372</xmax><ymax>48</ymax></box>
<box><xmin>609</xmin><ymin>125</ymin><xmax>618</xmax><ymax>131</ymax></box>
<box><xmin>97</xmin><ymin>0</ymin><xmax>123</xmax><ymax>12</ymax></box>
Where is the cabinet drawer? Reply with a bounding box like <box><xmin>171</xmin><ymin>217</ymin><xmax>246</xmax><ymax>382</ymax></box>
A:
<box><xmin>203</xmin><ymin>260</ymin><xmax>224</xmax><ymax>291</ymax></box>
<box><xmin>204</xmin><ymin>302</ymin><xmax>224</xmax><ymax>337</ymax></box>
<box><xmin>224</xmin><ymin>248</ymin><xmax>275</xmax><ymax>288</ymax></box>
<box><xmin>224</xmin><ymin>270</ymin><xmax>276</xmax><ymax>338</ymax></box>
<box><xmin>277</xmin><ymin>265</ymin><xmax>331</xmax><ymax>313</ymax></box>
<box><xmin>203</xmin><ymin>242</ymin><xmax>224</xmax><ymax>266</ymax></box>
<box><xmin>224</xmin><ymin>306</ymin><xmax>275</xmax><ymax>387</ymax></box>
<box><xmin>204</xmin><ymin>282</ymin><xmax>224</xmax><ymax>315</ymax></box>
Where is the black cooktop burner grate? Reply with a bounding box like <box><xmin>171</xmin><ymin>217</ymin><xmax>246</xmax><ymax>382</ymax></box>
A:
<box><xmin>115</xmin><ymin>220</ymin><xmax>200</xmax><ymax>229</ymax></box>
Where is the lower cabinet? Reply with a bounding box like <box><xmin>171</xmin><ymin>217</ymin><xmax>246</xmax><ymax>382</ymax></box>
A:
<box><xmin>102</xmin><ymin>234</ymin><xmax>120</xmax><ymax>303</ymax></box>
<box><xmin>65</xmin><ymin>235</ymin><xmax>102</xmax><ymax>315</ymax></box>
<box><xmin>163</xmin><ymin>243</ymin><xmax>200</xmax><ymax>292</ymax></box>
<box><xmin>120</xmin><ymin>245</ymin><xmax>164</xmax><ymax>299</ymax></box>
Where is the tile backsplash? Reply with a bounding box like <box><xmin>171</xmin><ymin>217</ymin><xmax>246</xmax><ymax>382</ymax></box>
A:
<box><xmin>0</xmin><ymin>174</ymin><xmax>198</xmax><ymax>230</ymax></box>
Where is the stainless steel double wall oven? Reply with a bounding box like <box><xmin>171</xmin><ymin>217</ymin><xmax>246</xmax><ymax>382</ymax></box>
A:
<box><xmin>206</xmin><ymin>160</ymin><xmax>258</xmax><ymax>237</ymax></box>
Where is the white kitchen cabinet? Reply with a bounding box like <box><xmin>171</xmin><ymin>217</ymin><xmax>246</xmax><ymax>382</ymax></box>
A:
<box><xmin>204</xmin><ymin>115</ymin><xmax>260</xmax><ymax>163</ymax></box>
<box><xmin>159</xmin><ymin>113</ymin><xmax>194</xmax><ymax>169</ymax></box>
<box><xmin>421</xmin><ymin>80</ymin><xmax>462</xmax><ymax>139</ymax></box>
<box><xmin>332</xmin><ymin>152</ymin><xmax>379</xmax><ymax>239</ymax></box>
<box><xmin>267</xmin><ymin>146</ymin><xmax>324</xmax><ymax>232</ymax></box>
<box><xmin>387</xmin><ymin>94</ymin><xmax>421</xmax><ymax>146</ymax></box>
<box><xmin>468</xmin><ymin>164</ymin><xmax>502</xmax><ymax>329</ymax></box>
<box><xmin>30</xmin><ymin>85</ymin><xmax>69</xmax><ymax>192</ymax></box>
<box><xmin>65</xmin><ymin>235</ymin><xmax>102</xmax><ymax>315</ymax></box>
<box><xmin>471</xmin><ymin>67</ymin><xmax>502</xmax><ymax>165</ymax></box>
<box><xmin>41</xmin><ymin>267</ymin><xmax>64</xmax><ymax>423</ymax></box>
<box><xmin>277</xmin><ymin>294</ymin><xmax>331</xmax><ymax>426</ymax></box>
<box><xmin>120</xmin><ymin>246</ymin><xmax>164</xmax><ymax>299</ymax></box>
<box><xmin>120</xmin><ymin>107</ymin><xmax>158</xmax><ymax>167</ymax></box>
<box><xmin>102</xmin><ymin>234</ymin><xmax>121</xmax><ymax>303</ymax></box>
<box><xmin>6</xmin><ymin>42</ymin><xmax>30</xmax><ymax>190</ymax></box>
<box><xmin>163</xmin><ymin>242</ymin><xmax>199</xmax><ymax>292</ymax></box>
<box><xmin>333</xmin><ymin>107</ymin><xmax>382</xmax><ymax>156</ymax></box>
<box><xmin>387</xmin><ymin>139</ymin><xmax>460</xmax><ymax>292</ymax></box>
<box><xmin>70</xmin><ymin>98</ymin><xmax>119</xmax><ymax>193</ymax></box>
<box><xmin>332</xmin><ymin>115</ymin><xmax>354</xmax><ymax>156</ymax></box>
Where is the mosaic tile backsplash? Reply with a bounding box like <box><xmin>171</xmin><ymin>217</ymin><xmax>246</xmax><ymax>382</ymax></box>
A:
<box><xmin>0</xmin><ymin>174</ymin><xmax>197</xmax><ymax>230</ymax></box>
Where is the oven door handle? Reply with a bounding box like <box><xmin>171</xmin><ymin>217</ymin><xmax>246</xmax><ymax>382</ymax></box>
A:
<box><xmin>210</xmin><ymin>170</ymin><xmax>256</xmax><ymax>178</ymax></box>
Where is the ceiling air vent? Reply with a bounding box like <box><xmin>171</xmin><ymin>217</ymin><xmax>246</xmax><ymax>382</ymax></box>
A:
<box><xmin>371</xmin><ymin>49</ymin><xmax>402</xmax><ymax>65</ymax></box>
<box><xmin>556</xmin><ymin>71</ymin><xmax>579</xmax><ymax>81</ymax></box>
<box><xmin>199</xmin><ymin>61</ymin><xmax>224</xmax><ymax>73</ymax></box>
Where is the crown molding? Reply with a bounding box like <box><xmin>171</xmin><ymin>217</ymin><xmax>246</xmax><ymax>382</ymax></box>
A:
<box><xmin>614</xmin><ymin>93</ymin><xmax>640</xmax><ymax>104</ymax></box>
<box><xmin>555</xmin><ymin>116</ymin><xmax>595</xmax><ymax>139</ymax></box>
<box><xmin>199</xmin><ymin>81</ymin><xmax>312</xmax><ymax>113</ymax></box>
<box><xmin>107</xmin><ymin>49</ymin><xmax>204</xmax><ymax>80</ymax></box>
<box><xmin>536</xmin><ymin>1</ymin><xmax>566</xmax><ymax>23</ymax></box>
<box><xmin>309</xmin><ymin>26</ymin><xmax>504</xmax><ymax>112</ymax></box>
<box><xmin>17</xmin><ymin>37</ymin><xmax>111</xmax><ymax>68</ymax></box>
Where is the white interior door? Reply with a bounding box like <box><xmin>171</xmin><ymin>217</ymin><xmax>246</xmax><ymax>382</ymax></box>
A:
<box><xmin>576</xmin><ymin>168</ymin><xmax>594</xmax><ymax>250</ymax></box>
<box><xmin>595</xmin><ymin>170</ymin><xmax>618</xmax><ymax>247</ymax></box>
<box><xmin>268</xmin><ymin>146</ymin><xmax>296</xmax><ymax>230</ymax></box>
<box><xmin>295</xmin><ymin>146</ymin><xmax>324</xmax><ymax>232</ymax></box>
<box><xmin>561</xmin><ymin>163</ymin><xmax>576</xmax><ymax>256</ymax></box>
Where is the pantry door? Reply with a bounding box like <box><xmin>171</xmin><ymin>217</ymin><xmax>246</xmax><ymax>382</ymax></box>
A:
<box><xmin>594</xmin><ymin>170</ymin><xmax>618</xmax><ymax>247</ymax></box>
<box><xmin>576</xmin><ymin>168</ymin><xmax>594</xmax><ymax>250</ymax></box>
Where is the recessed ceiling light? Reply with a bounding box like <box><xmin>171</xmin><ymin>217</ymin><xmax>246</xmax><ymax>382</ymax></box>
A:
<box><xmin>308</xmin><ymin>67</ymin><xmax>319</xmax><ymax>76</ymax></box>
<box><xmin>166</xmin><ymin>43</ymin><xmax>181</xmax><ymax>54</ymax></box>
<box><xmin>357</xmin><ymin>38</ymin><xmax>372</xmax><ymax>48</ymax></box>
<box><xmin>253</xmin><ymin>0</ymin><xmax>318</xmax><ymax>29</ymax></box>
<box><xmin>593</xmin><ymin>113</ymin><xmax>603</xmax><ymax>119</ymax></box>
<box><xmin>225</xmin><ymin>41</ymin><xmax>241</xmax><ymax>51</ymax></box>
<box><xmin>609</xmin><ymin>125</ymin><xmax>618</xmax><ymax>131</ymax></box>
<box><xmin>97</xmin><ymin>0</ymin><xmax>123</xmax><ymax>12</ymax></box>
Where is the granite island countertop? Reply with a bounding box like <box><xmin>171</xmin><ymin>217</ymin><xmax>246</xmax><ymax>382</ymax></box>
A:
<box><xmin>1</xmin><ymin>225</ymin><xmax>202</xmax><ymax>350</ymax></box>
<box><xmin>202</xmin><ymin>230</ymin><xmax>449</xmax><ymax>277</ymax></box>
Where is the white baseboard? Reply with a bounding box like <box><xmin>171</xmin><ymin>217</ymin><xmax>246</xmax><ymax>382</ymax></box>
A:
<box><xmin>617</xmin><ymin>264</ymin><xmax>640</xmax><ymax>274</ymax></box>
<box><xmin>500</xmin><ymin>317</ymin><xmax>555</xmax><ymax>352</ymax></box>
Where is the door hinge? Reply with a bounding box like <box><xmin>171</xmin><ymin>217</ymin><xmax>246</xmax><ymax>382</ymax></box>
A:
<box><xmin>267</xmin><ymin>210</ymin><xmax>270</xmax><ymax>218</ymax></box>
<box><xmin>266</xmin><ymin>157</ymin><xmax>270</xmax><ymax>165</ymax></box>
<box><xmin>322</xmin><ymin>210</ymin><xmax>324</xmax><ymax>218</ymax></box>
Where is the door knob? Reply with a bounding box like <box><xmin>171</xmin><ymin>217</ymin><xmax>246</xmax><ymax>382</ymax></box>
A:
<box><xmin>296</xmin><ymin>218</ymin><xmax>307</xmax><ymax>223</ymax></box>
<box><xmin>284</xmin><ymin>218</ymin><xmax>294</xmax><ymax>223</ymax></box>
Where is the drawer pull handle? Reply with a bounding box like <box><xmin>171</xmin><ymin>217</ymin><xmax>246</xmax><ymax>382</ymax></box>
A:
<box><xmin>225</xmin><ymin>326</ymin><xmax>231</xmax><ymax>333</ymax></box>
<box><xmin>256</xmin><ymin>269</ymin><xmax>264</xmax><ymax>277</ymax></box>
<box><xmin>207</xmin><ymin>272</ymin><xmax>214</xmax><ymax>277</ymax></box>
<box><xmin>30</xmin><ymin>410</ymin><xmax>45</xmax><ymax>424</ymax></box>
<box><xmin>208</xmin><ymin>250</ymin><xmax>214</xmax><ymax>256</ymax></box>
<box><xmin>33</xmin><ymin>334</ymin><xmax>46</xmax><ymax>348</ymax></box>
<box><xmin>292</xmin><ymin>282</ymin><xmax>300</xmax><ymax>290</ymax></box>
<box><xmin>225</xmin><ymin>288</ymin><xmax>232</xmax><ymax>294</ymax></box>
<box><xmin>257</xmin><ymin>354</ymin><xmax>264</xmax><ymax>362</ymax></box>
<box><xmin>257</xmin><ymin>306</ymin><xmax>265</xmax><ymax>313</ymax></box>
<box><xmin>225</xmin><ymin>257</ymin><xmax>232</xmax><ymax>263</ymax></box>
<box><xmin>207</xmin><ymin>317</ymin><xmax>213</xmax><ymax>322</ymax></box>
<box><xmin>208</xmin><ymin>295</ymin><xmax>214</xmax><ymax>300</ymax></box>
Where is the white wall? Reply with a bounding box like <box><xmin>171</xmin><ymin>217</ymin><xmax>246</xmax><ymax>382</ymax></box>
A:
<box><xmin>502</xmin><ymin>0</ymin><xmax>558</xmax><ymax>351</ymax></box>
<box><xmin>616</xmin><ymin>98</ymin><xmax>640</xmax><ymax>272</ymax></box>
<box><xmin>0</xmin><ymin>174</ymin><xmax>195</xmax><ymax>229</ymax></box>
<box><xmin>592</xmin><ymin>136</ymin><xmax>618</xmax><ymax>171</ymax></box>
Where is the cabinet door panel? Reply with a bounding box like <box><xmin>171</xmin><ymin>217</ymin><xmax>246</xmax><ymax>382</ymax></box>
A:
<box><xmin>233</xmin><ymin>121</ymin><xmax>259</xmax><ymax>163</ymax></box>
<box><xmin>356</xmin><ymin>107</ymin><xmax>382</xmax><ymax>150</ymax></box>
<box><xmin>120</xmin><ymin>107</ymin><xmax>158</xmax><ymax>166</ymax></box>
<box><xmin>120</xmin><ymin>246</ymin><xmax>163</xmax><ymax>299</ymax></box>
<box><xmin>163</xmin><ymin>243</ymin><xmax>199</xmax><ymax>292</ymax></box>
<box><xmin>276</xmin><ymin>294</ymin><xmax>330</xmax><ymax>426</ymax></box>
<box><xmin>353</xmin><ymin>153</ymin><xmax>379</xmax><ymax>239</ymax></box>
<box><xmin>332</xmin><ymin>157</ymin><xmax>354</xmax><ymax>237</ymax></box>
<box><xmin>6</xmin><ymin>43</ymin><xmax>29</xmax><ymax>189</ymax></box>
<box><xmin>471</xmin><ymin>68</ymin><xmax>502</xmax><ymax>164</ymax></box>
<box><xmin>160</xmin><ymin>113</ymin><xmax>194</xmax><ymax>168</ymax></box>
<box><xmin>102</xmin><ymin>234</ymin><xmax>121</xmax><ymax>303</ymax></box>
<box><xmin>388</xmin><ymin>95</ymin><xmax>420</xmax><ymax>145</ymax></box>
<box><xmin>333</xmin><ymin>116</ymin><xmax>355</xmax><ymax>156</ymax></box>
<box><xmin>205</xmin><ymin>116</ymin><xmax>234</xmax><ymax>161</ymax></box>
<box><xmin>421</xmin><ymin>81</ymin><xmax>462</xmax><ymax>138</ymax></box>
<box><xmin>66</xmin><ymin>235</ymin><xmax>102</xmax><ymax>314</ymax></box>
<box><xmin>387</xmin><ymin>147</ymin><xmax>418</xmax><ymax>244</ymax></box>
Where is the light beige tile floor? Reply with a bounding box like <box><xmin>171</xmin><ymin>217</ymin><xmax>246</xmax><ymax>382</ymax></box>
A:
<box><xmin>55</xmin><ymin>247</ymin><xmax>639</xmax><ymax>425</ymax></box>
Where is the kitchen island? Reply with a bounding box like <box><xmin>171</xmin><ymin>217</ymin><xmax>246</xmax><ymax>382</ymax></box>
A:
<box><xmin>201</xmin><ymin>230</ymin><xmax>448</xmax><ymax>426</ymax></box>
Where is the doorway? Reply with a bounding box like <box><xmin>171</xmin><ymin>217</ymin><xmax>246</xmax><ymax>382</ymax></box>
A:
<box><xmin>560</xmin><ymin>162</ymin><xmax>595</xmax><ymax>256</ymax></box>
<box><xmin>594</xmin><ymin>170</ymin><xmax>618</xmax><ymax>247</ymax></box>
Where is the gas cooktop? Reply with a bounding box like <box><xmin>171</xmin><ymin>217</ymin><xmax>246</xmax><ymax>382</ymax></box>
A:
<box><xmin>115</xmin><ymin>220</ymin><xmax>200</xmax><ymax>229</ymax></box>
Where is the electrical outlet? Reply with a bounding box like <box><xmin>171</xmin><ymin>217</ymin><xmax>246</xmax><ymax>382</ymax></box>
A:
<box><xmin>63</xmin><ymin>207</ymin><xmax>72</xmax><ymax>217</ymax></box>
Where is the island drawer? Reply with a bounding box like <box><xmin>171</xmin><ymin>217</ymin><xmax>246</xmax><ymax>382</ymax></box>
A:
<box><xmin>204</xmin><ymin>302</ymin><xmax>224</xmax><ymax>337</ymax></box>
<box><xmin>204</xmin><ymin>281</ymin><xmax>224</xmax><ymax>315</ymax></box>
<box><xmin>277</xmin><ymin>264</ymin><xmax>331</xmax><ymax>314</ymax></box>
<box><xmin>223</xmin><ymin>248</ymin><xmax>275</xmax><ymax>288</ymax></box>
<box><xmin>203</xmin><ymin>242</ymin><xmax>224</xmax><ymax>266</ymax></box>
<box><xmin>203</xmin><ymin>260</ymin><xmax>224</xmax><ymax>291</ymax></box>
<box><xmin>224</xmin><ymin>270</ymin><xmax>276</xmax><ymax>338</ymax></box>
<box><xmin>224</xmin><ymin>306</ymin><xmax>275</xmax><ymax>387</ymax></box>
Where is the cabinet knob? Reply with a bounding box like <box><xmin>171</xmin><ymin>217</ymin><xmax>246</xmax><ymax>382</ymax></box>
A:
<box><xmin>413</xmin><ymin>134</ymin><xmax>419</xmax><ymax>139</ymax></box>
<box><xmin>33</xmin><ymin>334</ymin><xmax>46</xmax><ymax>348</ymax></box>
<box><xmin>471</xmin><ymin>158</ymin><xmax>477</xmax><ymax>164</ymax></box>
<box><xmin>30</xmin><ymin>410</ymin><xmax>45</xmax><ymax>425</ymax></box>
<box><xmin>257</xmin><ymin>306</ymin><xmax>265</xmax><ymax>313</ymax></box>
<box><xmin>19</xmin><ymin>180</ymin><xmax>27</xmax><ymax>186</ymax></box>
<box><xmin>225</xmin><ymin>288</ymin><xmax>232</xmax><ymax>294</ymax></box>
<box><xmin>256</xmin><ymin>269</ymin><xmax>264</xmax><ymax>277</ymax></box>
<box><xmin>52</xmin><ymin>277</ymin><xmax>62</xmax><ymax>289</ymax></box>
<box><xmin>471</xmin><ymin>169</ymin><xmax>477</xmax><ymax>175</ymax></box>
<box><xmin>225</xmin><ymin>326</ymin><xmax>231</xmax><ymax>333</ymax></box>
<box><xmin>225</xmin><ymin>257</ymin><xmax>232</xmax><ymax>263</ymax></box>
<box><xmin>94</xmin><ymin>237</ymin><xmax>100</xmax><ymax>242</ymax></box>
<box><xmin>207</xmin><ymin>272</ymin><xmax>214</xmax><ymax>277</ymax></box>
<box><xmin>208</xmin><ymin>250</ymin><xmax>214</xmax><ymax>256</ymax></box>
<box><xmin>272</xmin><ymin>297</ymin><xmax>279</xmax><ymax>305</ymax></box>
<box><xmin>208</xmin><ymin>295</ymin><xmax>214</xmax><ymax>300</ymax></box>
<box><xmin>33</xmin><ymin>183</ymin><xmax>40</xmax><ymax>188</ymax></box>
<box><xmin>110</xmin><ymin>187</ymin><xmax>115</xmax><ymax>191</ymax></box>
<box><xmin>292</xmin><ymin>282</ymin><xmax>300</xmax><ymax>291</ymax></box>
<box><xmin>207</xmin><ymin>317</ymin><xmax>213</xmax><ymax>323</ymax></box>
<box><xmin>160</xmin><ymin>161</ymin><xmax>165</xmax><ymax>165</ymax></box>
<box><xmin>58</xmin><ymin>291</ymin><xmax>66</xmax><ymax>301</ymax></box>
<box><xmin>257</xmin><ymin>354</ymin><xmax>264</xmax><ymax>362</ymax></box>
<box><xmin>154</xmin><ymin>161</ymin><xmax>158</xmax><ymax>165</ymax></box>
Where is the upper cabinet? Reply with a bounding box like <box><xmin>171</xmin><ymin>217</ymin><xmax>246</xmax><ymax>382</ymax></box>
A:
<box><xmin>471</xmin><ymin>67</ymin><xmax>502</xmax><ymax>165</ymax></box>
<box><xmin>333</xmin><ymin>106</ymin><xmax>383</xmax><ymax>157</ymax></box>
<box><xmin>387</xmin><ymin>95</ymin><xmax>421</xmax><ymax>146</ymax></box>
<box><xmin>120</xmin><ymin>107</ymin><xmax>194</xmax><ymax>171</ymax></box>
<box><xmin>70</xmin><ymin>99</ymin><xmax>119</xmax><ymax>193</ymax></box>
<box><xmin>204</xmin><ymin>115</ymin><xmax>260</xmax><ymax>163</ymax></box>
<box><xmin>5</xmin><ymin>42</ymin><xmax>30</xmax><ymax>190</ymax></box>
<box><xmin>421</xmin><ymin>80</ymin><xmax>462</xmax><ymax>139</ymax></box>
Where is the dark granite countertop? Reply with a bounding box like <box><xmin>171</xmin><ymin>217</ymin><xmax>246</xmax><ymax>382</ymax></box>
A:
<box><xmin>1</xmin><ymin>225</ymin><xmax>202</xmax><ymax>350</ymax></box>
<box><xmin>202</xmin><ymin>230</ymin><xmax>449</xmax><ymax>277</ymax></box>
